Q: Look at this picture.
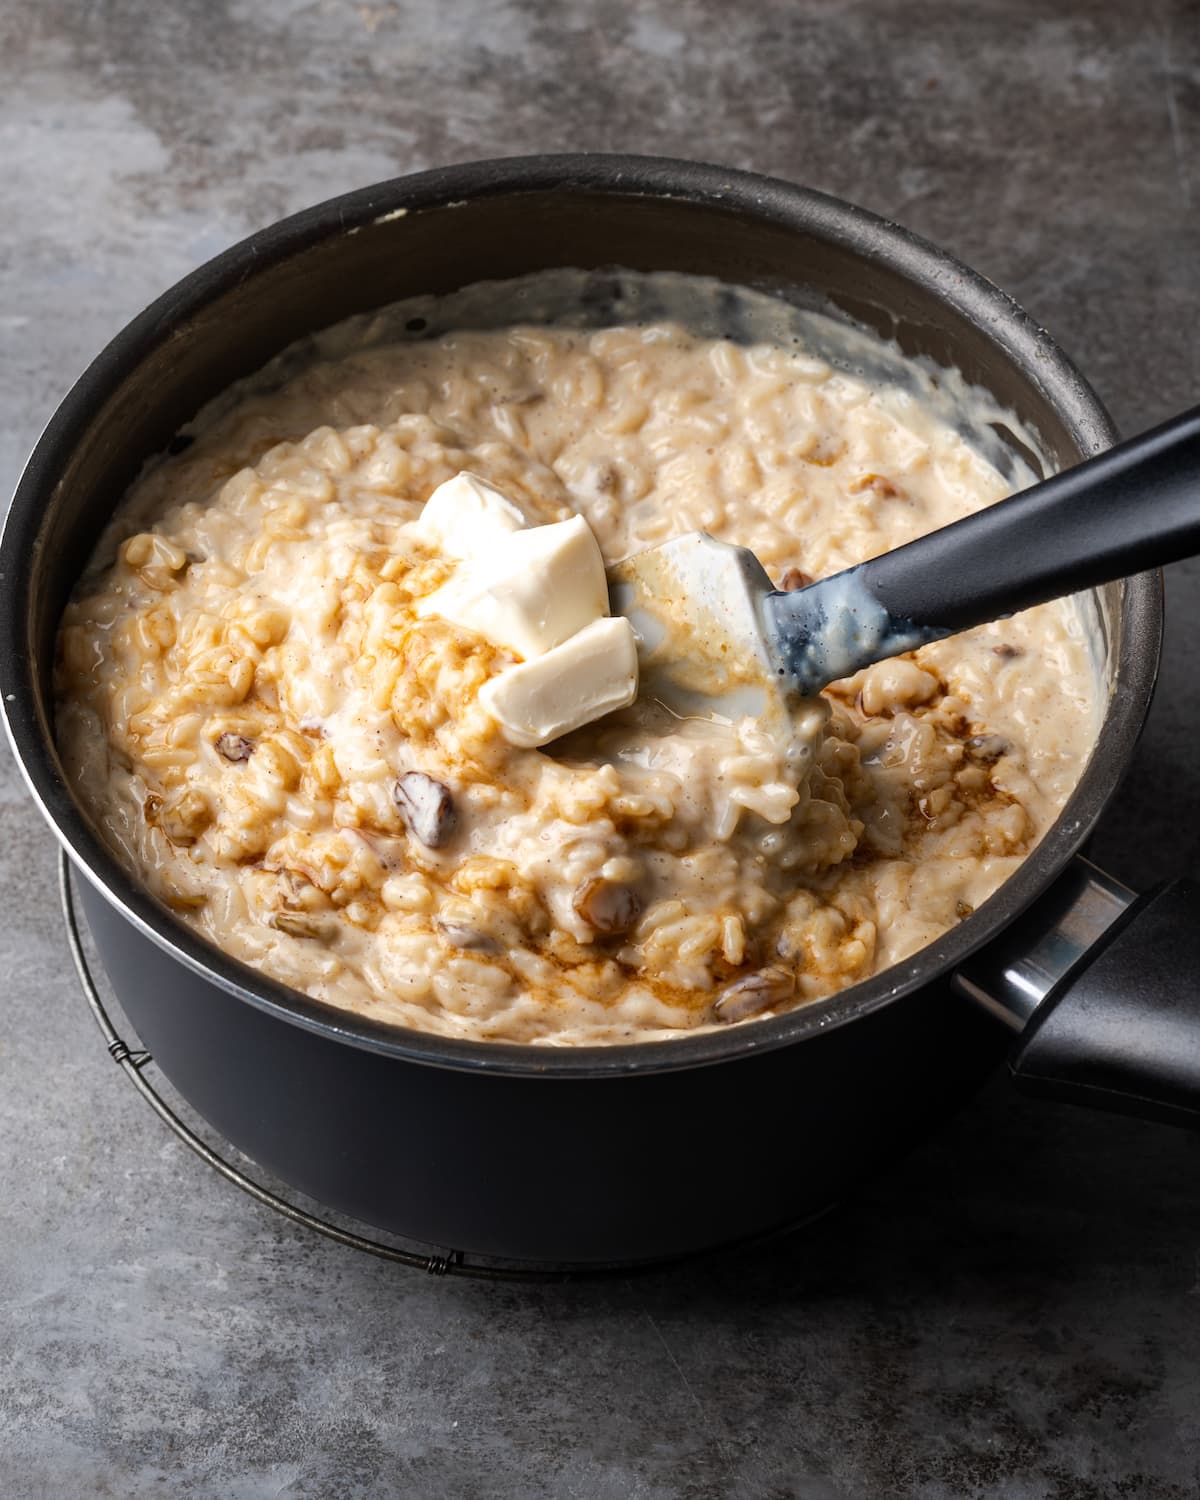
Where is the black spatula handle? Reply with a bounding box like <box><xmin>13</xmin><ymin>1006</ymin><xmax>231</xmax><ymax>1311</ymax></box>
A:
<box><xmin>859</xmin><ymin>404</ymin><xmax>1200</xmax><ymax>633</ymax></box>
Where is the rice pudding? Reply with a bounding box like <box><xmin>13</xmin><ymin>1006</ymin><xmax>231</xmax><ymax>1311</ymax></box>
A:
<box><xmin>55</xmin><ymin>272</ymin><xmax>1100</xmax><ymax>1044</ymax></box>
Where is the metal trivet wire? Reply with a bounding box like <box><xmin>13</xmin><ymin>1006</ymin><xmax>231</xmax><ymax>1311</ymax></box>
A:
<box><xmin>62</xmin><ymin>853</ymin><xmax>817</xmax><ymax>1281</ymax></box>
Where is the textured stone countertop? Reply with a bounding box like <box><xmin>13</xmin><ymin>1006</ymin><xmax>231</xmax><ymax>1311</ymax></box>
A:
<box><xmin>2</xmin><ymin>3</ymin><xmax>1199</xmax><ymax>1495</ymax></box>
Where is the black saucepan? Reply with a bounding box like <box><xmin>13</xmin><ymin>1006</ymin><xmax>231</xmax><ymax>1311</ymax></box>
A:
<box><xmin>4</xmin><ymin>156</ymin><xmax>1198</xmax><ymax>1267</ymax></box>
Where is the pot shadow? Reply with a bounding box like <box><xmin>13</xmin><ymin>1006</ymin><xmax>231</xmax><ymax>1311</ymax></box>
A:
<box><xmin>677</xmin><ymin>1074</ymin><xmax>1200</xmax><ymax>1307</ymax></box>
<box><xmin>297</xmin><ymin>1071</ymin><xmax>1200</xmax><ymax>1497</ymax></box>
<box><xmin>305</xmin><ymin>1059</ymin><xmax>1199</xmax><ymax>1310</ymax></box>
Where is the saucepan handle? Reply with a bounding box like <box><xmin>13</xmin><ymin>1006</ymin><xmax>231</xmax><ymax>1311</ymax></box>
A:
<box><xmin>952</xmin><ymin>861</ymin><xmax>1200</xmax><ymax>1129</ymax></box>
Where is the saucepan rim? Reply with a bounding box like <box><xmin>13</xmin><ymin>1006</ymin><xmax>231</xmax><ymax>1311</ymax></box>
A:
<box><xmin>0</xmin><ymin>152</ymin><xmax>1161</xmax><ymax>1079</ymax></box>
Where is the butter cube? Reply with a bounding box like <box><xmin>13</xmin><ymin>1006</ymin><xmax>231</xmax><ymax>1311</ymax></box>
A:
<box><xmin>479</xmin><ymin>616</ymin><xmax>639</xmax><ymax>747</ymax></box>
<box><xmin>417</xmin><ymin>514</ymin><xmax>609</xmax><ymax>660</ymax></box>
<box><xmin>413</xmin><ymin>472</ymin><xmax>527</xmax><ymax>558</ymax></box>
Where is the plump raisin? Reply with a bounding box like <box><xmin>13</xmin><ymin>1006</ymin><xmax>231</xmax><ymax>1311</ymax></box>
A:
<box><xmin>712</xmin><ymin>966</ymin><xmax>796</xmax><ymax>1023</ymax></box>
<box><xmin>393</xmin><ymin>771</ymin><xmax>457</xmax><ymax>848</ymax></box>
<box><xmin>572</xmin><ymin>877</ymin><xmax>642</xmax><ymax>936</ymax></box>
<box><xmin>216</xmin><ymin>732</ymin><xmax>255</xmax><ymax>762</ymax></box>
<box><xmin>435</xmin><ymin>919</ymin><xmax>501</xmax><ymax>954</ymax></box>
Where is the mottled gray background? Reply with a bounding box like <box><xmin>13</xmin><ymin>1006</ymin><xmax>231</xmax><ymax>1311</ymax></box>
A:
<box><xmin>2</xmin><ymin>2</ymin><xmax>1199</xmax><ymax>1496</ymax></box>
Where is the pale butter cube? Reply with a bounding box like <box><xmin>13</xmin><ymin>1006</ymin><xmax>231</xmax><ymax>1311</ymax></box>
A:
<box><xmin>479</xmin><ymin>616</ymin><xmax>639</xmax><ymax>748</ymax></box>
<box><xmin>413</xmin><ymin>472</ymin><xmax>527</xmax><ymax>558</ymax></box>
<box><xmin>417</xmin><ymin>514</ymin><xmax>608</xmax><ymax>660</ymax></box>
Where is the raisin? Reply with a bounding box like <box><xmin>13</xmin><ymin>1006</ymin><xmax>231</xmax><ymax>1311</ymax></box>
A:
<box><xmin>216</xmin><ymin>732</ymin><xmax>255</xmax><ymax>762</ymax></box>
<box><xmin>713</xmin><ymin>966</ymin><xmax>796</xmax><ymax>1023</ymax></box>
<box><xmin>435</xmin><ymin>920</ymin><xmax>501</xmax><ymax>955</ymax></box>
<box><xmin>393</xmin><ymin>771</ymin><xmax>457</xmax><ymax>848</ymax></box>
<box><xmin>572</xmin><ymin>877</ymin><xmax>642</xmax><ymax>936</ymax></box>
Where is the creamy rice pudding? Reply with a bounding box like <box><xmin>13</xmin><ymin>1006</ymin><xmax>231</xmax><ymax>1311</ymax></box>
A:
<box><xmin>55</xmin><ymin>273</ymin><xmax>1099</xmax><ymax>1044</ymax></box>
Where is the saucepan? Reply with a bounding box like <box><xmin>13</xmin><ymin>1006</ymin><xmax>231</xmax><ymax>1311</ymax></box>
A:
<box><xmin>3</xmin><ymin>156</ymin><xmax>1196</xmax><ymax>1268</ymax></box>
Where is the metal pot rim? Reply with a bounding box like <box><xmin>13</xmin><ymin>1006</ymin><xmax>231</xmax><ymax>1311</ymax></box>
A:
<box><xmin>0</xmin><ymin>152</ymin><xmax>1162</xmax><ymax>1080</ymax></box>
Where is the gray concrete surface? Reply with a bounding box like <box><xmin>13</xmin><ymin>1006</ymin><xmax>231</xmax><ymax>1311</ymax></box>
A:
<box><xmin>2</xmin><ymin>2</ymin><xmax>1199</xmax><ymax>1495</ymax></box>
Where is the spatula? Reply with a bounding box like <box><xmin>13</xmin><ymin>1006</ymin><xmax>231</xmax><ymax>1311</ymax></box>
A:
<box><xmin>608</xmin><ymin>405</ymin><xmax>1200</xmax><ymax>722</ymax></box>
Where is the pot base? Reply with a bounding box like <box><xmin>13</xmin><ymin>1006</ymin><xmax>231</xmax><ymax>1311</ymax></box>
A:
<box><xmin>62</xmin><ymin>854</ymin><xmax>843</xmax><ymax>1281</ymax></box>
